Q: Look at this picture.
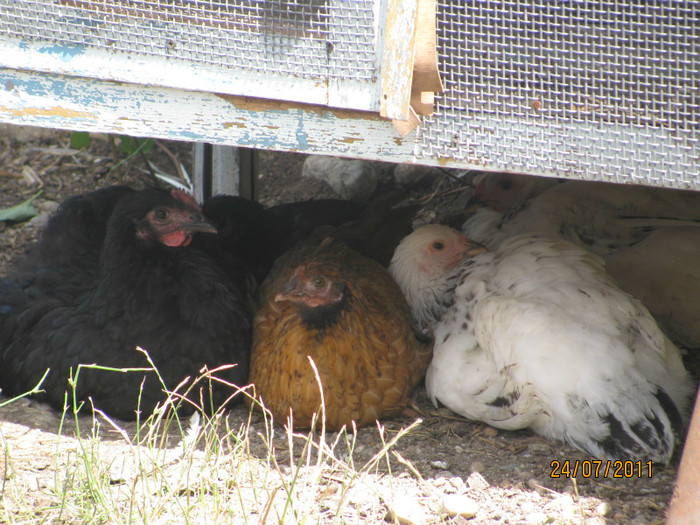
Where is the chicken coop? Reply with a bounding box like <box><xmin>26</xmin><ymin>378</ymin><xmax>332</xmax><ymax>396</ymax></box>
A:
<box><xmin>0</xmin><ymin>1</ymin><xmax>697</xmax><ymax>192</ymax></box>
<box><xmin>0</xmin><ymin>0</ymin><xmax>699</xmax><ymax>519</ymax></box>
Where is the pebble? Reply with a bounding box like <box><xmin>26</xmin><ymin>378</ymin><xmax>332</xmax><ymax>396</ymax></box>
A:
<box><xmin>595</xmin><ymin>502</ymin><xmax>611</xmax><ymax>516</ymax></box>
<box><xmin>384</xmin><ymin>495</ymin><xmax>425</xmax><ymax>525</ymax></box>
<box><xmin>430</xmin><ymin>460</ymin><xmax>449</xmax><ymax>470</ymax></box>
<box><xmin>432</xmin><ymin>477</ymin><xmax>448</xmax><ymax>487</ymax></box>
<box><xmin>469</xmin><ymin>461</ymin><xmax>485</xmax><ymax>473</ymax></box>
<box><xmin>466</xmin><ymin>471</ymin><xmax>490</xmax><ymax>490</ymax></box>
<box><xmin>36</xmin><ymin>200</ymin><xmax>59</xmax><ymax>213</ymax></box>
<box><xmin>439</xmin><ymin>494</ymin><xmax>478</xmax><ymax>519</ymax></box>
<box><xmin>525</xmin><ymin>443</ymin><xmax>553</xmax><ymax>456</ymax></box>
<box><xmin>526</xmin><ymin>478</ymin><xmax>543</xmax><ymax>492</ymax></box>
<box><xmin>482</xmin><ymin>426</ymin><xmax>499</xmax><ymax>437</ymax></box>
<box><xmin>27</xmin><ymin>211</ymin><xmax>50</xmax><ymax>229</ymax></box>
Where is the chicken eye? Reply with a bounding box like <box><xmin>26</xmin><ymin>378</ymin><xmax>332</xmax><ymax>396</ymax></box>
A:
<box><xmin>154</xmin><ymin>208</ymin><xmax>170</xmax><ymax>221</ymax></box>
<box><xmin>432</xmin><ymin>241</ymin><xmax>445</xmax><ymax>250</ymax></box>
<box><xmin>313</xmin><ymin>277</ymin><xmax>326</xmax><ymax>288</ymax></box>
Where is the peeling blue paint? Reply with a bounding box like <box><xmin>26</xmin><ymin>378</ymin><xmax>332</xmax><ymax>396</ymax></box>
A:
<box><xmin>295</xmin><ymin>111</ymin><xmax>309</xmax><ymax>149</ymax></box>
<box><xmin>37</xmin><ymin>44</ymin><xmax>85</xmax><ymax>63</ymax></box>
<box><xmin>169</xmin><ymin>130</ymin><xmax>205</xmax><ymax>141</ymax></box>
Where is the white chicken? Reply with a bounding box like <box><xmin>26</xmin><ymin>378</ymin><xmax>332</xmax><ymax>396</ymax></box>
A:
<box><xmin>389</xmin><ymin>224</ymin><xmax>694</xmax><ymax>463</ymax></box>
<box><xmin>464</xmin><ymin>177</ymin><xmax>700</xmax><ymax>348</ymax></box>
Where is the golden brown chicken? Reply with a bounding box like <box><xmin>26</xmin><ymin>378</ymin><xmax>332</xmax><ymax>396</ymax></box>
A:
<box><xmin>248</xmin><ymin>236</ymin><xmax>432</xmax><ymax>430</ymax></box>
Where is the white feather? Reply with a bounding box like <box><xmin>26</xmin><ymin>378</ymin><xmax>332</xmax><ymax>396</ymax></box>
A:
<box><xmin>391</xmin><ymin>225</ymin><xmax>694</xmax><ymax>463</ymax></box>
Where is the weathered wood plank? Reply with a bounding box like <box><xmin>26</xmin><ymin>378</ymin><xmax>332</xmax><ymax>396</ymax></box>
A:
<box><xmin>0</xmin><ymin>67</ymin><xmax>426</xmax><ymax>164</ymax></box>
<box><xmin>379</xmin><ymin>0</ymin><xmax>418</xmax><ymax>121</ymax></box>
<box><xmin>0</xmin><ymin>39</ymin><xmax>332</xmax><ymax>109</ymax></box>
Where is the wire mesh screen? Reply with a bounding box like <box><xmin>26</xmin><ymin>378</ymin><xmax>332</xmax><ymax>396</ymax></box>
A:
<box><xmin>417</xmin><ymin>1</ymin><xmax>699</xmax><ymax>188</ymax></box>
<box><xmin>0</xmin><ymin>0</ymin><xmax>377</xmax><ymax>83</ymax></box>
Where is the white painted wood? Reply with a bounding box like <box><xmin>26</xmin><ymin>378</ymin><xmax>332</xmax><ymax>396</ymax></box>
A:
<box><xmin>0</xmin><ymin>68</ymin><xmax>425</xmax><ymax>165</ymax></box>
<box><xmin>0</xmin><ymin>39</ymin><xmax>332</xmax><ymax>109</ymax></box>
<box><xmin>1</xmin><ymin>67</ymin><xmax>696</xmax><ymax>188</ymax></box>
<box><xmin>0</xmin><ymin>0</ymin><xmax>418</xmax><ymax>116</ymax></box>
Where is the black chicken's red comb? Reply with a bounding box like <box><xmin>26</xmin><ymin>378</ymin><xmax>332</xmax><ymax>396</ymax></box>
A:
<box><xmin>171</xmin><ymin>189</ymin><xmax>199</xmax><ymax>208</ymax></box>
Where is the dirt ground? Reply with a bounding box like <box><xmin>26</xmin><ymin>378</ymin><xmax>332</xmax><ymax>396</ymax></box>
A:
<box><xmin>0</xmin><ymin>124</ymin><xmax>697</xmax><ymax>524</ymax></box>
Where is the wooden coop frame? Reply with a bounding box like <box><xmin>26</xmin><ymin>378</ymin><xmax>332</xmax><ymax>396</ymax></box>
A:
<box><xmin>0</xmin><ymin>1</ymin><xmax>698</xmax><ymax>518</ymax></box>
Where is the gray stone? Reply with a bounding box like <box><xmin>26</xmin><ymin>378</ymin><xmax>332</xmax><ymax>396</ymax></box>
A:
<box><xmin>302</xmin><ymin>155</ymin><xmax>377</xmax><ymax>200</ymax></box>
<box><xmin>524</xmin><ymin>443</ymin><xmax>553</xmax><ymax>457</ymax></box>
<box><xmin>430</xmin><ymin>460</ymin><xmax>449</xmax><ymax>470</ymax></box>
<box><xmin>35</xmin><ymin>200</ymin><xmax>59</xmax><ymax>214</ymax></box>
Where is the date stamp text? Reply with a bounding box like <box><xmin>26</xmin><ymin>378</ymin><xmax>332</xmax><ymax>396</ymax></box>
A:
<box><xmin>550</xmin><ymin>460</ymin><xmax>653</xmax><ymax>479</ymax></box>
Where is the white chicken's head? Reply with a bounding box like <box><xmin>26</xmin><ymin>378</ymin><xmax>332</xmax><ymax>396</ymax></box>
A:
<box><xmin>389</xmin><ymin>224</ymin><xmax>486</xmax><ymax>330</ymax></box>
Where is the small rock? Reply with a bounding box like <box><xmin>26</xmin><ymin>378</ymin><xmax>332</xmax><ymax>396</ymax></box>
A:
<box><xmin>36</xmin><ymin>200</ymin><xmax>59</xmax><ymax>214</ymax></box>
<box><xmin>595</xmin><ymin>502</ymin><xmax>611</xmax><ymax>516</ymax></box>
<box><xmin>430</xmin><ymin>460</ymin><xmax>449</xmax><ymax>470</ymax></box>
<box><xmin>27</xmin><ymin>211</ymin><xmax>50</xmax><ymax>230</ymax></box>
<box><xmin>469</xmin><ymin>461</ymin><xmax>485</xmax><ymax>473</ymax></box>
<box><xmin>612</xmin><ymin>513</ymin><xmax>627</xmax><ymax>522</ymax></box>
<box><xmin>526</xmin><ymin>478</ymin><xmax>542</xmax><ymax>492</ymax></box>
<box><xmin>482</xmin><ymin>426</ymin><xmax>499</xmax><ymax>437</ymax></box>
<box><xmin>302</xmin><ymin>155</ymin><xmax>377</xmax><ymax>200</ymax></box>
<box><xmin>525</xmin><ymin>443</ymin><xmax>553</xmax><ymax>456</ymax></box>
<box><xmin>384</xmin><ymin>495</ymin><xmax>425</xmax><ymax>525</ymax></box>
<box><xmin>466</xmin><ymin>471</ymin><xmax>490</xmax><ymax>490</ymax></box>
<box><xmin>449</xmin><ymin>476</ymin><xmax>467</xmax><ymax>492</ymax></box>
<box><xmin>440</xmin><ymin>494</ymin><xmax>478</xmax><ymax>519</ymax></box>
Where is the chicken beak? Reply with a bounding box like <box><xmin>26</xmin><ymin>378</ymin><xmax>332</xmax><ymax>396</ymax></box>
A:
<box><xmin>182</xmin><ymin>216</ymin><xmax>218</xmax><ymax>235</ymax></box>
<box><xmin>462</xmin><ymin>236</ymin><xmax>488</xmax><ymax>256</ymax></box>
<box><xmin>446</xmin><ymin>234</ymin><xmax>487</xmax><ymax>269</ymax></box>
<box><xmin>275</xmin><ymin>272</ymin><xmax>302</xmax><ymax>303</ymax></box>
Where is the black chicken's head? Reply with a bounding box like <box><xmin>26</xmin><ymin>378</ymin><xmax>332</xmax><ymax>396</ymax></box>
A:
<box><xmin>130</xmin><ymin>189</ymin><xmax>216</xmax><ymax>247</ymax></box>
<box><xmin>104</xmin><ymin>188</ymin><xmax>215</xmax><ymax>250</ymax></box>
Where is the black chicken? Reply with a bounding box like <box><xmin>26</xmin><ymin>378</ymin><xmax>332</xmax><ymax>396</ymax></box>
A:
<box><xmin>198</xmin><ymin>193</ymin><xmax>418</xmax><ymax>284</ymax></box>
<box><xmin>0</xmin><ymin>188</ymin><xmax>252</xmax><ymax>420</ymax></box>
<box><xmin>197</xmin><ymin>195</ymin><xmax>368</xmax><ymax>284</ymax></box>
<box><xmin>11</xmin><ymin>186</ymin><xmax>136</xmax><ymax>301</ymax></box>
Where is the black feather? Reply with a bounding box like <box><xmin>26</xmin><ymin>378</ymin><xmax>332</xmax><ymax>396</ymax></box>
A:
<box><xmin>0</xmin><ymin>188</ymin><xmax>252</xmax><ymax>420</ymax></box>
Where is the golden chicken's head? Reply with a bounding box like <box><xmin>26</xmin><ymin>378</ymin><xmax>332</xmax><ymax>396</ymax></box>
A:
<box><xmin>273</xmin><ymin>263</ymin><xmax>349</xmax><ymax>330</ymax></box>
<box><xmin>275</xmin><ymin>264</ymin><xmax>345</xmax><ymax>308</ymax></box>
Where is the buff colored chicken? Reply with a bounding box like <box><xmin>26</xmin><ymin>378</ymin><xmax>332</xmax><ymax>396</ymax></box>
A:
<box><xmin>248</xmin><ymin>236</ymin><xmax>432</xmax><ymax>430</ymax></box>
